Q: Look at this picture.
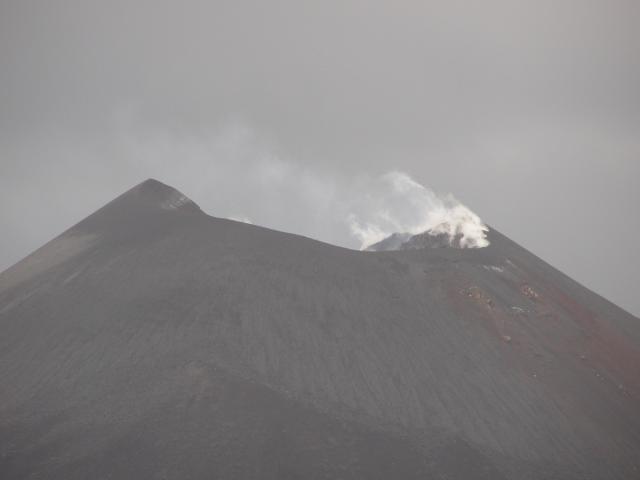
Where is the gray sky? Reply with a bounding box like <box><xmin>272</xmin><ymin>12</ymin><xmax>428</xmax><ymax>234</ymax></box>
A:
<box><xmin>1</xmin><ymin>0</ymin><xmax>639</xmax><ymax>316</ymax></box>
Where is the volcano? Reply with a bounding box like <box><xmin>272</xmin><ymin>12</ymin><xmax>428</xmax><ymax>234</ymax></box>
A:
<box><xmin>1</xmin><ymin>179</ymin><xmax>639</xmax><ymax>479</ymax></box>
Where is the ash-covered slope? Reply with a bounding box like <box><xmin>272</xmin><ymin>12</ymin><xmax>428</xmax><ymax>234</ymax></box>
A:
<box><xmin>1</xmin><ymin>179</ymin><xmax>639</xmax><ymax>480</ymax></box>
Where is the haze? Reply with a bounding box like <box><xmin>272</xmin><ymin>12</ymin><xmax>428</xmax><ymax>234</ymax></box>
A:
<box><xmin>1</xmin><ymin>0</ymin><xmax>639</xmax><ymax>315</ymax></box>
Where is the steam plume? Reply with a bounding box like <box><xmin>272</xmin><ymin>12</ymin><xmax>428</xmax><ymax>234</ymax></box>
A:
<box><xmin>2</xmin><ymin>119</ymin><xmax>488</xmax><ymax>253</ymax></box>
<box><xmin>347</xmin><ymin>171</ymin><xmax>489</xmax><ymax>250</ymax></box>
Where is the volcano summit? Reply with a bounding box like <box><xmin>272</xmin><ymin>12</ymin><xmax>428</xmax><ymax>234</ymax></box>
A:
<box><xmin>1</xmin><ymin>179</ymin><xmax>639</xmax><ymax>479</ymax></box>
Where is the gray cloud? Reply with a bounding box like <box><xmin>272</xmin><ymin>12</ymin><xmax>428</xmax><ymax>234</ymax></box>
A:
<box><xmin>1</xmin><ymin>0</ymin><xmax>639</xmax><ymax>315</ymax></box>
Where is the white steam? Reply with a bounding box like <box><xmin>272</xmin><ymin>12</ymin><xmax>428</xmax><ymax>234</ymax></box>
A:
<box><xmin>8</xmin><ymin>118</ymin><xmax>488</xmax><ymax>252</ymax></box>
<box><xmin>348</xmin><ymin>171</ymin><xmax>489</xmax><ymax>250</ymax></box>
<box><xmin>115</xmin><ymin>122</ymin><xmax>489</xmax><ymax>250</ymax></box>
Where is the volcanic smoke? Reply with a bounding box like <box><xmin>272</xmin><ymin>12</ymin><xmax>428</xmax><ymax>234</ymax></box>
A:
<box><xmin>348</xmin><ymin>171</ymin><xmax>489</xmax><ymax>250</ymax></box>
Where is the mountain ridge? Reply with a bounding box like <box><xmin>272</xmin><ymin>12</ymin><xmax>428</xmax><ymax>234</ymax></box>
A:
<box><xmin>1</xmin><ymin>179</ymin><xmax>639</xmax><ymax>479</ymax></box>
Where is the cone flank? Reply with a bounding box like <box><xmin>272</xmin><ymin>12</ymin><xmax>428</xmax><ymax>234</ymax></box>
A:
<box><xmin>1</xmin><ymin>179</ymin><xmax>639</xmax><ymax>479</ymax></box>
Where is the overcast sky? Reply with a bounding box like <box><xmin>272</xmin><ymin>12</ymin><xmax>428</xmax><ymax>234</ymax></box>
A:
<box><xmin>1</xmin><ymin>0</ymin><xmax>639</xmax><ymax>316</ymax></box>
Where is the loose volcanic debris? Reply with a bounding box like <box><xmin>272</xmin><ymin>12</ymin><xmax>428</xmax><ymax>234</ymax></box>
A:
<box><xmin>461</xmin><ymin>286</ymin><xmax>495</xmax><ymax>309</ymax></box>
<box><xmin>520</xmin><ymin>283</ymin><xmax>539</xmax><ymax>301</ymax></box>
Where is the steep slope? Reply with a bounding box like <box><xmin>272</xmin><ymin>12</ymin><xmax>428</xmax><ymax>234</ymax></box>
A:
<box><xmin>1</xmin><ymin>179</ymin><xmax>639</xmax><ymax>479</ymax></box>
